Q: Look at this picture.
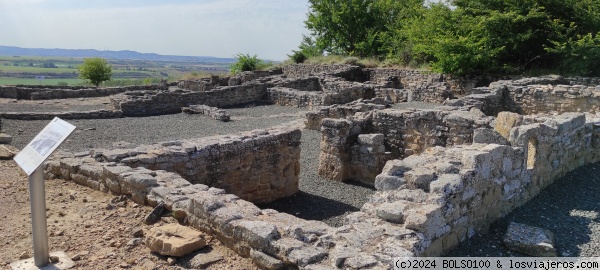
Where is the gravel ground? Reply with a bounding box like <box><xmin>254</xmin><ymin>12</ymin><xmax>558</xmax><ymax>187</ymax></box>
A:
<box><xmin>2</xmin><ymin>105</ymin><xmax>374</xmax><ymax>227</ymax></box>
<box><xmin>3</xmin><ymin>105</ymin><xmax>307</xmax><ymax>151</ymax></box>
<box><xmin>258</xmin><ymin>130</ymin><xmax>376</xmax><ymax>227</ymax></box>
<box><xmin>392</xmin><ymin>101</ymin><xmax>444</xmax><ymax>110</ymax></box>
<box><xmin>448</xmin><ymin>162</ymin><xmax>600</xmax><ymax>257</ymax></box>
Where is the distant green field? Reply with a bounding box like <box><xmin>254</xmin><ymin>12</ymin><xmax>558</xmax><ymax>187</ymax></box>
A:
<box><xmin>0</xmin><ymin>55</ymin><xmax>231</xmax><ymax>86</ymax></box>
<box><xmin>0</xmin><ymin>77</ymin><xmax>84</xmax><ymax>86</ymax></box>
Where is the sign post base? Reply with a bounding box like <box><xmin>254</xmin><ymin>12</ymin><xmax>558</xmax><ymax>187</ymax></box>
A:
<box><xmin>10</xmin><ymin>251</ymin><xmax>75</xmax><ymax>270</ymax></box>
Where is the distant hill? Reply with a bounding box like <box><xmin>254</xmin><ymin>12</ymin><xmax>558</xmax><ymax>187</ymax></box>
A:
<box><xmin>0</xmin><ymin>45</ymin><xmax>236</xmax><ymax>63</ymax></box>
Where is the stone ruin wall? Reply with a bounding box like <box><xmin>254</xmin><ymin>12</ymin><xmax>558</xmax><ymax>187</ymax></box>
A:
<box><xmin>86</xmin><ymin>122</ymin><xmax>302</xmax><ymax>204</ymax></box>
<box><xmin>317</xmin><ymin>108</ymin><xmax>494</xmax><ymax>185</ymax></box>
<box><xmin>0</xmin><ymin>84</ymin><xmax>170</xmax><ymax>100</ymax></box>
<box><xmin>111</xmin><ymin>83</ymin><xmax>270</xmax><ymax>116</ymax></box>
<box><xmin>368</xmin><ymin>112</ymin><xmax>600</xmax><ymax>256</ymax></box>
<box><xmin>41</xmin><ymin>108</ymin><xmax>600</xmax><ymax>269</ymax></box>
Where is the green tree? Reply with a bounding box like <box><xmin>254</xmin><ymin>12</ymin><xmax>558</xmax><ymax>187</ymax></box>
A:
<box><xmin>78</xmin><ymin>57</ymin><xmax>112</xmax><ymax>87</ymax></box>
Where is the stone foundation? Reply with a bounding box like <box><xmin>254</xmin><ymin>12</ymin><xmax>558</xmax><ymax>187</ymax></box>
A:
<box><xmin>0</xmin><ymin>109</ymin><xmax>123</xmax><ymax>120</ymax></box>
<box><xmin>90</xmin><ymin>122</ymin><xmax>302</xmax><ymax>204</ymax></box>
<box><xmin>318</xmin><ymin>108</ymin><xmax>493</xmax><ymax>184</ymax></box>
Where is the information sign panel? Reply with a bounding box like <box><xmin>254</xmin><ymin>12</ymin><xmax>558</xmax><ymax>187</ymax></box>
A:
<box><xmin>14</xmin><ymin>117</ymin><xmax>76</xmax><ymax>175</ymax></box>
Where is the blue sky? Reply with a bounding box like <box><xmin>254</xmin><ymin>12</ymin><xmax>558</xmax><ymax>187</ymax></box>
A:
<box><xmin>0</xmin><ymin>0</ymin><xmax>310</xmax><ymax>60</ymax></box>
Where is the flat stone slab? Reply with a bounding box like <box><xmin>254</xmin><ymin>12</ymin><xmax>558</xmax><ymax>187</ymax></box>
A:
<box><xmin>503</xmin><ymin>222</ymin><xmax>557</xmax><ymax>256</ymax></box>
<box><xmin>0</xmin><ymin>133</ymin><xmax>12</xmax><ymax>144</ymax></box>
<box><xmin>145</xmin><ymin>223</ymin><xmax>207</xmax><ymax>257</ymax></box>
<box><xmin>10</xmin><ymin>251</ymin><xmax>75</xmax><ymax>270</ymax></box>
<box><xmin>0</xmin><ymin>145</ymin><xmax>18</xmax><ymax>160</ymax></box>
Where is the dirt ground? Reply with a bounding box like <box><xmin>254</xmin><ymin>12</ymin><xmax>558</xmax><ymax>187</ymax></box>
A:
<box><xmin>0</xmin><ymin>159</ymin><xmax>259</xmax><ymax>270</ymax></box>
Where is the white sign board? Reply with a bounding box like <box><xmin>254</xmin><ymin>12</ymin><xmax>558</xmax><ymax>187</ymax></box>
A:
<box><xmin>14</xmin><ymin>117</ymin><xmax>76</xmax><ymax>175</ymax></box>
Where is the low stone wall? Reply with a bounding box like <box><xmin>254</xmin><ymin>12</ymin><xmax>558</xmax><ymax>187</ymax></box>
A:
<box><xmin>282</xmin><ymin>64</ymin><xmax>365</xmax><ymax>81</ymax></box>
<box><xmin>317</xmin><ymin>108</ymin><xmax>493</xmax><ymax>184</ymax></box>
<box><xmin>370</xmin><ymin>112</ymin><xmax>600</xmax><ymax>256</ymax></box>
<box><xmin>305</xmin><ymin>98</ymin><xmax>388</xmax><ymax>130</ymax></box>
<box><xmin>0</xmin><ymin>84</ymin><xmax>169</xmax><ymax>100</ymax></box>
<box><xmin>91</xmin><ymin>122</ymin><xmax>302</xmax><ymax>204</ymax></box>
<box><xmin>111</xmin><ymin>83</ymin><xmax>270</xmax><ymax>116</ymax></box>
<box><xmin>443</xmin><ymin>76</ymin><xmax>600</xmax><ymax>116</ymax></box>
<box><xmin>0</xmin><ymin>109</ymin><xmax>123</xmax><ymax>120</ymax></box>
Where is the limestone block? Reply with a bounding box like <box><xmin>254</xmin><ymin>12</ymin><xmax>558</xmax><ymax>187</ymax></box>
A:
<box><xmin>429</xmin><ymin>174</ymin><xmax>464</xmax><ymax>196</ymax></box>
<box><xmin>376</xmin><ymin>201</ymin><xmax>411</xmax><ymax>223</ymax></box>
<box><xmin>288</xmin><ymin>245</ymin><xmax>328</xmax><ymax>267</ymax></box>
<box><xmin>250</xmin><ymin>249</ymin><xmax>286</xmax><ymax>270</ymax></box>
<box><xmin>503</xmin><ymin>222</ymin><xmax>557</xmax><ymax>257</ymax></box>
<box><xmin>233</xmin><ymin>220</ymin><xmax>281</xmax><ymax>250</ymax></box>
<box><xmin>357</xmin><ymin>133</ymin><xmax>384</xmax><ymax>146</ymax></box>
<box><xmin>374</xmin><ymin>175</ymin><xmax>406</xmax><ymax>191</ymax></box>
<box><xmin>404</xmin><ymin>204</ymin><xmax>448</xmax><ymax>239</ymax></box>
<box><xmin>0</xmin><ymin>133</ymin><xmax>12</xmax><ymax>144</ymax></box>
<box><xmin>473</xmin><ymin>128</ymin><xmax>510</xmax><ymax>145</ymax></box>
<box><xmin>145</xmin><ymin>223</ymin><xmax>207</xmax><ymax>257</ymax></box>
<box><xmin>495</xmin><ymin>112</ymin><xmax>523</xmax><ymax>139</ymax></box>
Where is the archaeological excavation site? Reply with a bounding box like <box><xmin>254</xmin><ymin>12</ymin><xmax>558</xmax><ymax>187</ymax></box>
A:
<box><xmin>1</xmin><ymin>64</ymin><xmax>600</xmax><ymax>269</ymax></box>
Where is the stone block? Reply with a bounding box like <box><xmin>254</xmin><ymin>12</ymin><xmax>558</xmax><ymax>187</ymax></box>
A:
<box><xmin>233</xmin><ymin>220</ymin><xmax>281</xmax><ymax>250</ymax></box>
<box><xmin>145</xmin><ymin>224</ymin><xmax>206</xmax><ymax>257</ymax></box>
<box><xmin>376</xmin><ymin>201</ymin><xmax>411</xmax><ymax>224</ymax></box>
<box><xmin>0</xmin><ymin>133</ymin><xmax>12</xmax><ymax>144</ymax></box>
<box><xmin>495</xmin><ymin>112</ymin><xmax>523</xmax><ymax>139</ymax></box>
<box><xmin>473</xmin><ymin>128</ymin><xmax>510</xmax><ymax>145</ymax></box>
<box><xmin>357</xmin><ymin>133</ymin><xmax>384</xmax><ymax>146</ymax></box>
<box><xmin>503</xmin><ymin>222</ymin><xmax>557</xmax><ymax>257</ymax></box>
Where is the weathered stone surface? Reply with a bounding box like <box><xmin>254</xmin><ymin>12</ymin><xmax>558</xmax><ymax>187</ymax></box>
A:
<box><xmin>145</xmin><ymin>223</ymin><xmax>206</xmax><ymax>257</ymax></box>
<box><xmin>473</xmin><ymin>128</ymin><xmax>510</xmax><ymax>145</ymax></box>
<box><xmin>234</xmin><ymin>220</ymin><xmax>281</xmax><ymax>249</ymax></box>
<box><xmin>503</xmin><ymin>222</ymin><xmax>557</xmax><ymax>257</ymax></box>
<box><xmin>144</xmin><ymin>202</ymin><xmax>165</xmax><ymax>225</ymax></box>
<box><xmin>376</xmin><ymin>201</ymin><xmax>410</xmax><ymax>224</ymax></box>
<box><xmin>0</xmin><ymin>144</ymin><xmax>18</xmax><ymax>160</ymax></box>
<box><xmin>250</xmin><ymin>249</ymin><xmax>286</xmax><ymax>270</ymax></box>
<box><xmin>0</xmin><ymin>133</ymin><xmax>12</xmax><ymax>144</ymax></box>
<box><xmin>188</xmin><ymin>252</ymin><xmax>224</xmax><ymax>268</ymax></box>
<box><xmin>495</xmin><ymin>112</ymin><xmax>523</xmax><ymax>139</ymax></box>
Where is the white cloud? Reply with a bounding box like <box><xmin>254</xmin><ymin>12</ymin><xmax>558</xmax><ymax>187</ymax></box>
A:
<box><xmin>0</xmin><ymin>0</ymin><xmax>309</xmax><ymax>60</ymax></box>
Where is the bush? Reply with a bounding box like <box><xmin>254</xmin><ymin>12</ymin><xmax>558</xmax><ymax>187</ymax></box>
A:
<box><xmin>230</xmin><ymin>53</ymin><xmax>270</xmax><ymax>74</ymax></box>
<box><xmin>289</xmin><ymin>50</ymin><xmax>307</xmax><ymax>64</ymax></box>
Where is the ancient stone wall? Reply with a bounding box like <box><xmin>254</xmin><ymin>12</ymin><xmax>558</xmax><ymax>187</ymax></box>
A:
<box><xmin>91</xmin><ymin>122</ymin><xmax>302</xmax><ymax>204</ymax></box>
<box><xmin>305</xmin><ymin>98</ymin><xmax>388</xmax><ymax>130</ymax></box>
<box><xmin>369</xmin><ymin>112</ymin><xmax>600</xmax><ymax>256</ymax></box>
<box><xmin>317</xmin><ymin>108</ymin><xmax>493</xmax><ymax>184</ymax></box>
<box><xmin>111</xmin><ymin>83</ymin><xmax>270</xmax><ymax>116</ymax></box>
<box><xmin>0</xmin><ymin>84</ymin><xmax>169</xmax><ymax>100</ymax></box>
<box><xmin>0</xmin><ymin>109</ymin><xmax>123</xmax><ymax>120</ymax></box>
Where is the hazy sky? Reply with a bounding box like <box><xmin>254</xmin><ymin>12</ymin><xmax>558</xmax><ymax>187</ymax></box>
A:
<box><xmin>0</xmin><ymin>0</ymin><xmax>310</xmax><ymax>60</ymax></box>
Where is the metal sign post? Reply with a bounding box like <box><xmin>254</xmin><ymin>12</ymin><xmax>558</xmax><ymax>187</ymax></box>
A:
<box><xmin>29</xmin><ymin>163</ymin><xmax>49</xmax><ymax>266</ymax></box>
<box><xmin>11</xmin><ymin>117</ymin><xmax>76</xmax><ymax>268</ymax></box>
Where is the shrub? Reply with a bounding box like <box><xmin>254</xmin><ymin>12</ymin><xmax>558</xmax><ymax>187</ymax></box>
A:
<box><xmin>289</xmin><ymin>50</ymin><xmax>307</xmax><ymax>64</ymax></box>
<box><xmin>230</xmin><ymin>53</ymin><xmax>270</xmax><ymax>74</ymax></box>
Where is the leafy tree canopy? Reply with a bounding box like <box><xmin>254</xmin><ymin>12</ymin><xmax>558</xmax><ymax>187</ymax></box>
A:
<box><xmin>299</xmin><ymin>0</ymin><xmax>600</xmax><ymax>76</ymax></box>
<box><xmin>78</xmin><ymin>57</ymin><xmax>112</xmax><ymax>87</ymax></box>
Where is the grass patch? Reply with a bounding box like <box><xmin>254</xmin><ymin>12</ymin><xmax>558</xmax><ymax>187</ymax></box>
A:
<box><xmin>0</xmin><ymin>77</ymin><xmax>85</xmax><ymax>86</ymax></box>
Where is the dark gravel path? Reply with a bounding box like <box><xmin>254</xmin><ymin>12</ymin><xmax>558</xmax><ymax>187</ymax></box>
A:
<box><xmin>447</xmin><ymin>162</ymin><xmax>600</xmax><ymax>257</ymax></box>
<box><xmin>258</xmin><ymin>130</ymin><xmax>376</xmax><ymax>227</ymax></box>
